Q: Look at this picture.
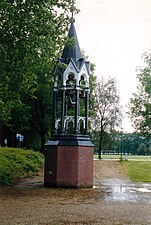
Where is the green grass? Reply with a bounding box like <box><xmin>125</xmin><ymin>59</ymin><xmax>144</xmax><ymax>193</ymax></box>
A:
<box><xmin>0</xmin><ymin>147</ymin><xmax>44</xmax><ymax>185</ymax></box>
<box><xmin>94</xmin><ymin>154</ymin><xmax>151</xmax><ymax>161</ymax></box>
<box><xmin>121</xmin><ymin>161</ymin><xmax>151</xmax><ymax>182</ymax></box>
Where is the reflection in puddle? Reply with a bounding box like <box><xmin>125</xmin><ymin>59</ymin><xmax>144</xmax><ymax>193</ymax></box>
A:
<box><xmin>96</xmin><ymin>179</ymin><xmax>151</xmax><ymax>203</ymax></box>
<box><xmin>138</xmin><ymin>188</ymin><xmax>151</xmax><ymax>193</ymax></box>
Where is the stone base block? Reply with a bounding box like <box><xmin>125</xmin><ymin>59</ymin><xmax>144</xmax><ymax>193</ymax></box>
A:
<box><xmin>44</xmin><ymin>136</ymin><xmax>93</xmax><ymax>188</ymax></box>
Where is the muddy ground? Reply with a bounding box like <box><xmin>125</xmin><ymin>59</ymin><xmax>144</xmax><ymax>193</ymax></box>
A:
<box><xmin>0</xmin><ymin>160</ymin><xmax>151</xmax><ymax>225</ymax></box>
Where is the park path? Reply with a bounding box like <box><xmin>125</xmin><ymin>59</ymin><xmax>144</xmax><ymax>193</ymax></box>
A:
<box><xmin>93</xmin><ymin>159</ymin><xmax>128</xmax><ymax>181</ymax></box>
<box><xmin>0</xmin><ymin>160</ymin><xmax>151</xmax><ymax>225</ymax></box>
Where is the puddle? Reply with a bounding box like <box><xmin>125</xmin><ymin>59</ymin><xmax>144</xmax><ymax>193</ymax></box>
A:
<box><xmin>16</xmin><ymin>177</ymin><xmax>151</xmax><ymax>203</ymax></box>
<box><xmin>96</xmin><ymin>179</ymin><xmax>151</xmax><ymax>203</ymax></box>
<box><xmin>16</xmin><ymin>180</ymin><xmax>44</xmax><ymax>189</ymax></box>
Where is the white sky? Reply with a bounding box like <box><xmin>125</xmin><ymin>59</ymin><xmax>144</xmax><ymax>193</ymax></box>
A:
<box><xmin>75</xmin><ymin>0</ymin><xmax>151</xmax><ymax>132</ymax></box>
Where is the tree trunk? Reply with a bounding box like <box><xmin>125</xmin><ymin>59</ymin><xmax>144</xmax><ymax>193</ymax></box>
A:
<box><xmin>40</xmin><ymin>103</ymin><xmax>46</xmax><ymax>153</ymax></box>
<box><xmin>40</xmin><ymin>131</ymin><xmax>45</xmax><ymax>153</ymax></box>
<box><xmin>98</xmin><ymin>129</ymin><xmax>103</xmax><ymax>159</ymax></box>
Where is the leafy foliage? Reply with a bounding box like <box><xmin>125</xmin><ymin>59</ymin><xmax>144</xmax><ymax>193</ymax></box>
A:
<box><xmin>0</xmin><ymin>147</ymin><xmax>44</xmax><ymax>185</ymax></box>
<box><xmin>91</xmin><ymin>77</ymin><xmax>122</xmax><ymax>159</ymax></box>
<box><xmin>89</xmin><ymin>63</ymin><xmax>97</xmax><ymax>116</ymax></box>
<box><xmin>90</xmin><ymin>130</ymin><xmax>117</xmax><ymax>154</ymax></box>
<box><xmin>91</xmin><ymin>77</ymin><xmax>122</xmax><ymax>131</ymax></box>
<box><xmin>129</xmin><ymin>53</ymin><xmax>151</xmax><ymax>135</ymax></box>
<box><xmin>0</xmin><ymin>0</ymin><xmax>77</xmax><ymax>151</ymax></box>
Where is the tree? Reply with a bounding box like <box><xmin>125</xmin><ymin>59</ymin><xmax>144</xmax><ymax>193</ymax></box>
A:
<box><xmin>129</xmin><ymin>53</ymin><xmax>151</xmax><ymax>136</ymax></box>
<box><xmin>138</xmin><ymin>143</ymin><xmax>147</xmax><ymax>155</ymax></box>
<box><xmin>0</xmin><ymin>0</ymin><xmax>77</xmax><ymax>151</ymax></box>
<box><xmin>116</xmin><ymin>132</ymin><xmax>145</xmax><ymax>155</ymax></box>
<box><xmin>91</xmin><ymin>77</ymin><xmax>122</xmax><ymax>159</ymax></box>
<box><xmin>90</xmin><ymin>130</ymin><xmax>117</xmax><ymax>154</ymax></box>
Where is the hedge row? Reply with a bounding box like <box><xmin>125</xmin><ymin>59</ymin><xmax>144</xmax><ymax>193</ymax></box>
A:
<box><xmin>0</xmin><ymin>147</ymin><xmax>44</xmax><ymax>185</ymax></box>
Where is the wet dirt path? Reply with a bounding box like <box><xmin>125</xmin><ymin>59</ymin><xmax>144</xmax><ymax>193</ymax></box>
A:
<box><xmin>94</xmin><ymin>160</ymin><xmax>151</xmax><ymax>203</ymax></box>
<box><xmin>0</xmin><ymin>160</ymin><xmax>151</xmax><ymax>225</ymax></box>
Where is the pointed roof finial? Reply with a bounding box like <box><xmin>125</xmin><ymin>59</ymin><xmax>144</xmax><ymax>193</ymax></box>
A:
<box><xmin>61</xmin><ymin>23</ymin><xmax>82</xmax><ymax>61</ymax></box>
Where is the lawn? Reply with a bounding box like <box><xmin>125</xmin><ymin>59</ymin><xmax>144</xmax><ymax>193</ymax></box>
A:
<box><xmin>94</xmin><ymin>154</ymin><xmax>151</xmax><ymax>161</ymax></box>
<box><xmin>121</xmin><ymin>160</ymin><xmax>151</xmax><ymax>182</ymax></box>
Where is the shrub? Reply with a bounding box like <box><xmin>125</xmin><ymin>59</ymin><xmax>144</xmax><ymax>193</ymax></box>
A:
<box><xmin>138</xmin><ymin>143</ymin><xmax>147</xmax><ymax>155</ymax></box>
<box><xmin>0</xmin><ymin>147</ymin><xmax>44</xmax><ymax>185</ymax></box>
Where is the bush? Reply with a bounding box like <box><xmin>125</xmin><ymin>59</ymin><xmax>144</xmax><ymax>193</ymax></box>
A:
<box><xmin>0</xmin><ymin>147</ymin><xmax>44</xmax><ymax>185</ymax></box>
<box><xmin>138</xmin><ymin>143</ymin><xmax>147</xmax><ymax>155</ymax></box>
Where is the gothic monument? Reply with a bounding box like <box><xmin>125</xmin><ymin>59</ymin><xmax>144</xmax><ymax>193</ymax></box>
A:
<box><xmin>44</xmin><ymin>21</ymin><xmax>94</xmax><ymax>188</ymax></box>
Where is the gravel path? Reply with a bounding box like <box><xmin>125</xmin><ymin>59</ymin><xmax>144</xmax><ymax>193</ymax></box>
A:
<box><xmin>0</xmin><ymin>160</ymin><xmax>151</xmax><ymax>225</ymax></box>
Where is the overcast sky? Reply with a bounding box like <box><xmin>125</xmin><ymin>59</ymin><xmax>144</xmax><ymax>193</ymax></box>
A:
<box><xmin>74</xmin><ymin>0</ymin><xmax>151</xmax><ymax>132</ymax></box>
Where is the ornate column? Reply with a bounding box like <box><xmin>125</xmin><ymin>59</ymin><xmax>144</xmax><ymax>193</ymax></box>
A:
<box><xmin>85</xmin><ymin>88</ymin><xmax>89</xmax><ymax>134</ymax></box>
<box><xmin>61</xmin><ymin>88</ymin><xmax>66</xmax><ymax>134</ymax></box>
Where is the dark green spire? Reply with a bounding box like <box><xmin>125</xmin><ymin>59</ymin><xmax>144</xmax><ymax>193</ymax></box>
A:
<box><xmin>61</xmin><ymin>23</ymin><xmax>82</xmax><ymax>61</ymax></box>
